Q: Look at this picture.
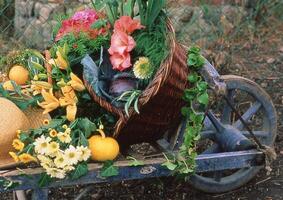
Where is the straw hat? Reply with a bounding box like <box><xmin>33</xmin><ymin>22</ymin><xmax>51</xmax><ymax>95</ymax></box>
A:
<box><xmin>0</xmin><ymin>97</ymin><xmax>50</xmax><ymax>169</ymax></box>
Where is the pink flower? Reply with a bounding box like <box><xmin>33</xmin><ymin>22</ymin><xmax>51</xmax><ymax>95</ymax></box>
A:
<box><xmin>110</xmin><ymin>52</ymin><xmax>132</xmax><ymax>71</ymax></box>
<box><xmin>114</xmin><ymin>16</ymin><xmax>144</xmax><ymax>34</ymax></box>
<box><xmin>71</xmin><ymin>9</ymin><xmax>98</xmax><ymax>21</ymax></box>
<box><xmin>108</xmin><ymin>16</ymin><xmax>143</xmax><ymax>71</ymax></box>
<box><xmin>55</xmin><ymin>9</ymin><xmax>109</xmax><ymax>42</ymax></box>
<box><xmin>108</xmin><ymin>31</ymin><xmax>136</xmax><ymax>55</ymax></box>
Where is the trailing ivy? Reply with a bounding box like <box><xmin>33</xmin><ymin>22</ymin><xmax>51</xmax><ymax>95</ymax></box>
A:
<box><xmin>162</xmin><ymin>46</ymin><xmax>208</xmax><ymax>176</ymax></box>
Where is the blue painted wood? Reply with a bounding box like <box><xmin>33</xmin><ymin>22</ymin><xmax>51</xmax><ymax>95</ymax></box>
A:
<box><xmin>0</xmin><ymin>150</ymin><xmax>264</xmax><ymax>193</ymax></box>
<box><xmin>32</xmin><ymin>188</ymin><xmax>48</xmax><ymax>200</ymax></box>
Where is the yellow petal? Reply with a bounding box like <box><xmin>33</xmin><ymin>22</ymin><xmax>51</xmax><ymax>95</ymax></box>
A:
<box><xmin>66</xmin><ymin>104</ymin><xmax>77</xmax><ymax>121</ymax></box>
<box><xmin>68</xmin><ymin>73</ymin><xmax>85</xmax><ymax>92</ymax></box>
<box><xmin>42</xmin><ymin>102</ymin><xmax>60</xmax><ymax>114</ymax></box>
<box><xmin>56</xmin><ymin>51</ymin><xmax>68</xmax><ymax>70</ymax></box>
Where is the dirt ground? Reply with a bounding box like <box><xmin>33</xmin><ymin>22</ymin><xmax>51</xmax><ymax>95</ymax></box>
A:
<box><xmin>1</xmin><ymin>10</ymin><xmax>283</xmax><ymax>200</ymax></box>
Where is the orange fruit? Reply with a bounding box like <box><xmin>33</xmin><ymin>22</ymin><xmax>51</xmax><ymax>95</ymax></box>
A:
<box><xmin>88</xmin><ymin>130</ymin><xmax>120</xmax><ymax>161</ymax></box>
<box><xmin>9</xmin><ymin>65</ymin><xmax>29</xmax><ymax>85</ymax></box>
<box><xmin>2</xmin><ymin>80</ymin><xmax>15</xmax><ymax>91</ymax></box>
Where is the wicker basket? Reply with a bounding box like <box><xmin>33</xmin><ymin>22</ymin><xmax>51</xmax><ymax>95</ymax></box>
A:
<box><xmin>84</xmin><ymin>20</ymin><xmax>189</xmax><ymax>147</ymax></box>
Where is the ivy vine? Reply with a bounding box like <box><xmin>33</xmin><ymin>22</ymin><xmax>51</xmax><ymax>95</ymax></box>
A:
<box><xmin>162</xmin><ymin>46</ymin><xmax>208</xmax><ymax>176</ymax></box>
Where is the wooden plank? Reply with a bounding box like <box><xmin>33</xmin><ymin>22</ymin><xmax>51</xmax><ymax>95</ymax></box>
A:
<box><xmin>0</xmin><ymin>150</ymin><xmax>264</xmax><ymax>192</ymax></box>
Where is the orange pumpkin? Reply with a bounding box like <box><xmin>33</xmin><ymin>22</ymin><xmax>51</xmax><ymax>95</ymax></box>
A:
<box><xmin>88</xmin><ymin>129</ymin><xmax>119</xmax><ymax>161</ymax></box>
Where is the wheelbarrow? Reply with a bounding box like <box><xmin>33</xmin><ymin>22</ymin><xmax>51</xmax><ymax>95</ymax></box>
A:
<box><xmin>0</xmin><ymin>60</ymin><xmax>277</xmax><ymax>199</ymax></box>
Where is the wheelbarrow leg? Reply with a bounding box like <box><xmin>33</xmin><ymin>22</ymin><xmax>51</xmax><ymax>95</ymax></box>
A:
<box><xmin>32</xmin><ymin>188</ymin><xmax>48</xmax><ymax>200</ymax></box>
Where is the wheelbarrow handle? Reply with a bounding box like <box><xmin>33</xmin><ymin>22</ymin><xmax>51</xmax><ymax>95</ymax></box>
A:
<box><xmin>200</xmin><ymin>59</ymin><xmax>227</xmax><ymax>96</ymax></box>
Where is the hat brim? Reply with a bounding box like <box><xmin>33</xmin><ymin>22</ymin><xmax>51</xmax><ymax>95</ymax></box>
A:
<box><xmin>0</xmin><ymin>108</ymin><xmax>50</xmax><ymax>170</ymax></box>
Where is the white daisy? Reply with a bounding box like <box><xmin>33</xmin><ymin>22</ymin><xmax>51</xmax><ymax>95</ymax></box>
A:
<box><xmin>64</xmin><ymin>145</ymin><xmax>80</xmax><ymax>165</ymax></box>
<box><xmin>54</xmin><ymin>153</ymin><xmax>67</xmax><ymax>168</ymax></box>
<box><xmin>58</xmin><ymin>132</ymin><xmax>72</xmax><ymax>143</ymax></box>
<box><xmin>46</xmin><ymin>167</ymin><xmax>66</xmax><ymax>179</ymax></box>
<box><xmin>77</xmin><ymin>146</ymin><xmax>91</xmax><ymax>162</ymax></box>
<box><xmin>34</xmin><ymin>135</ymin><xmax>51</xmax><ymax>155</ymax></box>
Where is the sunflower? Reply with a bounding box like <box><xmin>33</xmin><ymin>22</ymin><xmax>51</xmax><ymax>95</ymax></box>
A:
<box><xmin>18</xmin><ymin>153</ymin><xmax>37</xmax><ymax>164</ymax></box>
<box><xmin>12</xmin><ymin>139</ymin><xmax>25</xmax><ymax>151</ymax></box>
<box><xmin>133</xmin><ymin>57</ymin><xmax>154</xmax><ymax>79</ymax></box>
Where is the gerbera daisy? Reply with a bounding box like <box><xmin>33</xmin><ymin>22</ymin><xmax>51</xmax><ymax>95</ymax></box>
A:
<box><xmin>47</xmin><ymin>141</ymin><xmax>60</xmax><ymax>156</ymax></box>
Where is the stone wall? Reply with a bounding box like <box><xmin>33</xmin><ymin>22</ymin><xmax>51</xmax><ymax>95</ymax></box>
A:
<box><xmin>14</xmin><ymin>0</ymin><xmax>248</xmax><ymax>49</ymax></box>
<box><xmin>14</xmin><ymin>0</ymin><xmax>93</xmax><ymax>49</ymax></box>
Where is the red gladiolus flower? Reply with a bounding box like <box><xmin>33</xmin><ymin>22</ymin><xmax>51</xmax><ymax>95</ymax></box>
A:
<box><xmin>108</xmin><ymin>31</ymin><xmax>136</xmax><ymax>55</ymax></box>
<box><xmin>114</xmin><ymin>16</ymin><xmax>144</xmax><ymax>34</ymax></box>
<box><xmin>110</xmin><ymin>52</ymin><xmax>132</xmax><ymax>71</ymax></box>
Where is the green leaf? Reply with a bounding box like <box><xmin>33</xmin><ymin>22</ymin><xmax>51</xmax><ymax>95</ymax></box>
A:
<box><xmin>162</xmin><ymin>161</ymin><xmax>177</xmax><ymax>171</ymax></box>
<box><xmin>188</xmin><ymin>46</ymin><xmax>201</xmax><ymax>55</ymax></box>
<box><xmin>70</xmin><ymin>162</ymin><xmax>88</xmax><ymax>180</ymax></box>
<box><xmin>79</xmin><ymin>131</ymin><xmax>89</xmax><ymax>147</ymax></box>
<box><xmin>77</xmin><ymin>118</ymin><xmax>97</xmax><ymax>138</ymax></box>
<box><xmin>10</xmin><ymin>81</ymin><xmax>22</xmax><ymax>96</ymax></box>
<box><xmin>127</xmin><ymin>156</ymin><xmax>144</xmax><ymax>167</ymax></box>
<box><xmin>91</xmin><ymin>19</ymin><xmax>108</xmax><ymax>29</ymax></box>
<box><xmin>38</xmin><ymin>173</ymin><xmax>52</xmax><ymax>188</ymax></box>
<box><xmin>100</xmin><ymin>161</ymin><xmax>119</xmax><ymax>177</ymax></box>
<box><xmin>3</xmin><ymin>180</ymin><xmax>20</xmax><ymax>190</ymax></box>
<box><xmin>187</xmin><ymin>73</ymin><xmax>199</xmax><ymax>83</ymax></box>
<box><xmin>197</xmin><ymin>93</ymin><xmax>209</xmax><ymax>105</ymax></box>
<box><xmin>197</xmin><ymin>81</ymin><xmax>208</xmax><ymax>92</ymax></box>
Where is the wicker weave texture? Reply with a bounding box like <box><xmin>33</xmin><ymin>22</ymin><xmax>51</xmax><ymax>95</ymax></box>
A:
<box><xmin>84</xmin><ymin>21</ymin><xmax>189</xmax><ymax>146</ymax></box>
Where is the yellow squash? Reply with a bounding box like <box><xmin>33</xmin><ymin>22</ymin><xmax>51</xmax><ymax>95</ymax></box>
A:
<box><xmin>8</xmin><ymin>65</ymin><xmax>29</xmax><ymax>85</ymax></box>
<box><xmin>88</xmin><ymin>129</ymin><xmax>119</xmax><ymax>161</ymax></box>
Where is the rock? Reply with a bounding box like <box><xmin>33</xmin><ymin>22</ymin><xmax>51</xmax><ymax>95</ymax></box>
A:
<box><xmin>39</xmin><ymin>6</ymin><xmax>53</xmax><ymax>22</ymax></box>
<box><xmin>267</xmin><ymin>58</ymin><xmax>275</xmax><ymax>64</ymax></box>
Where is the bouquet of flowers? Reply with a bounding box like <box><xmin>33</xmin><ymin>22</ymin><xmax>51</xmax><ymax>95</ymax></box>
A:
<box><xmin>0</xmin><ymin>0</ymin><xmax>208</xmax><ymax>182</ymax></box>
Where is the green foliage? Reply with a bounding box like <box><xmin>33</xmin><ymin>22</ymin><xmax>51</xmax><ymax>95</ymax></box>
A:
<box><xmin>0</xmin><ymin>178</ymin><xmax>20</xmax><ymax>190</ymax></box>
<box><xmin>127</xmin><ymin>156</ymin><xmax>144</xmax><ymax>166</ymax></box>
<box><xmin>134</xmin><ymin>15</ymin><xmax>169</xmax><ymax>78</ymax></box>
<box><xmin>51</xmin><ymin>33</ymin><xmax>109</xmax><ymax>65</ymax></box>
<box><xmin>70</xmin><ymin>162</ymin><xmax>88</xmax><ymax>180</ymax></box>
<box><xmin>0</xmin><ymin>83</ymin><xmax>42</xmax><ymax>110</ymax></box>
<box><xmin>38</xmin><ymin>173</ymin><xmax>53</xmax><ymax>188</ymax></box>
<box><xmin>116</xmin><ymin>90</ymin><xmax>141</xmax><ymax>117</ymax></box>
<box><xmin>91</xmin><ymin>0</ymin><xmax>166</xmax><ymax>27</ymax></box>
<box><xmin>0</xmin><ymin>49</ymin><xmax>40</xmax><ymax>71</ymax></box>
<box><xmin>100</xmin><ymin>160</ymin><xmax>119</xmax><ymax>177</ymax></box>
<box><xmin>136</xmin><ymin>0</ymin><xmax>166</xmax><ymax>28</ymax></box>
<box><xmin>163</xmin><ymin>46</ymin><xmax>208</xmax><ymax>176</ymax></box>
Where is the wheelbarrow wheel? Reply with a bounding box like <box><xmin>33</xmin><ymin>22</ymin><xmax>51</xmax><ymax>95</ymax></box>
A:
<box><xmin>189</xmin><ymin>75</ymin><xmax>277</xmax><ymax>193</ymax></box>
